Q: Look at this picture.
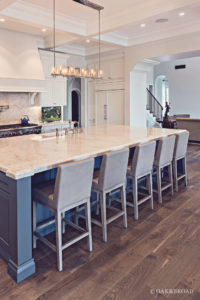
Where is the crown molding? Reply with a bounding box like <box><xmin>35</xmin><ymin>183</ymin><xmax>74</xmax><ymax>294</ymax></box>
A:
<box><xmin>1</xmin><ymin>0</ymin><xmax>87</xmax><ymax>36</ymax></box>
<box><xmin>57</xmin><ymin>44</ymin><xmax>86</xmax><ymax>56</ymax></box>
<box><xmin>143</xmin><ymin>58</ymin><xmax>160</xmax><ymax>65</ymax></box>
<box><xmin>87</xmin><ymin>50</ymin><xmax>125</xmax><ymax>64</ymax></box>
<box><xmin>98</xmin><ymin>32</ymin><xmax>128</xmax><ymax>47</ymax></box>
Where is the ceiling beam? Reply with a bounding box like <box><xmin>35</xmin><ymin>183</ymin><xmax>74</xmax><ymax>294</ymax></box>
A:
<box><xmin>44</xmin><ymin>32</ymin><xmax>82</xmax><ymax>49</ymax></box>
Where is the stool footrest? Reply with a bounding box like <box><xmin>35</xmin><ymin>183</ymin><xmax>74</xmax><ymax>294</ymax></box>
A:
<box><xmin>107</xmin><ymin>211</ymin><xmax>125</xmax><ymax>224</ymax></box>
<box><xmin>138</xmin><ymin>195</ymin><xmax>152</xmax><ymax>206</ymax></box>
<box><xmin>91</xmin><ymin>218</ymin><xmax>102</xmax><ymax>227</ymax></box>
<box><xmin>127</xmin><ymin>195</ymin><xmax>152</xmax><ymax>208</ymax></box>
<box><xmin>34</xmin><ymin>232</ymin><xmax>57</xmax><ymax>252</ymax></box>
<box><xmin>63</xmin><ymin>218</ymin><xmax>86</xmax><ymax>233</ymax></box>
<box><xmin>177</xmin><ymin>174</ymin><xmax>186</xmax><ymax>181</ymax></box>
<box><xmin>153</xmin><ymin>182</ymin><xmax>172</xmax><ymax>193</ymax></box>
<box><xmin>62</xmin><ymin>232</ymin><xmax>89</xmax><ymax>250</ymax></box>
<box><xmin>36</xmin><ymin>218</ymin><xmax>55</xmax><ymax>231</ymax></box>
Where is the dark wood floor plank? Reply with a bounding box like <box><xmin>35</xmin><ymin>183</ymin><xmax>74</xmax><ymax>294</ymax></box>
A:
<box><xmin>36</xmin><ymin>185</ymin><xmax>200</xmax><ymax>299</ymax></box>
<box><xmin>0</xmin><ymin>145</ymin><xmax>200</xmax><ymax>300</ymax></box>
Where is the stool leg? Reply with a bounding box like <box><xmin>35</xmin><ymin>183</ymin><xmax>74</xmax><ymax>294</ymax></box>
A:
<box><xmin>173</xmin><ymin>160</ymin><xmax>178</xmax><ymax>192</ymax></box>
<box><xmin>55</xmin><ymin>212</ymin><xmax>63</xmax><ymax>272</ymax></box>
<box><xmin>75</xmin><ymin>207</ymin><xmax>79</xmax><ymax>225</ymax></box>
<box><xmin>32</xmin><ymin>201</ymin><xmax>37</xmax><ymax>249</ymax></box>
<box><xmin>169</xmin><ymin>163</ymin><xmax>173</xmax><ymax>196</ymax></box>
<box><xmin>85</xmin><ymin>200</ymin><xmax>92</xmax><ymax>252</ymax></box>
<box><xmin>96</xmin><ymin>192</ymin><xmax>100</xmax><ymax>216</ymax></box>
<box><xmin>133</xmin><ymin>177</ymin><xmax>138</xmax><ymax>220</ymax></box>
<box><xmin>121</xmin><ymin>185</ymin><xmax>127</xmax><ymax>228</ymax></box>
<box><xmin>62</xmin><ymin>212</ymin><xmax>65</xmax><ymax>234</ymax></box>
<box><xmin>147</xmin><ymin>173</ymin><xmax>153</xmax><ymax>210</ymax></box>
<box><xmin>108</xmin><ymin>192</ymin><xmax>112</xmax><ymax>207</ymax></box>
<box><xmin>183</xmin><ymin>157</ymin><xmax>188</xmax><ymax>187</ymax></box>
<box><xmin>157</xmin><ymin>167</ymin><xmax>162</xmax><ymax>204</ymax></box>
<box><xmin>100</xmin><ymin>192</ymin><xmax>107</xmax><ymax>242</ymax></box>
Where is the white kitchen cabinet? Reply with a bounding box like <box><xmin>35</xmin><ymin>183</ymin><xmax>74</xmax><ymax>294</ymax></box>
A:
<box><xmin>40</xmin><ymin>78</ymin><xmax>67</xmax><ymax>107</ymax></box>
<box><xmin>52</xmin><ymin>78</ymin><xmax>67</xmax><ymax>106</ymax></box>
<box><xmin>96</xmin><ymin>91</ymin><xmax>107</xmax><ymax>125</ymax></box>
<box><xmin>41</xmin><ymin>122</ymin><xmax>70</xmax><ymax>133</ymax></box>
<box><xmin>107</xmin><ymin>90</ymin><xmax>124</xmax><ymax>125</ymax></box>
<box><xmin>39</xmin><ymin>51</ymin><xmax>67</xmax><ymax>107</ymax></box>
<box><xmin>95</xmin><ymin>89</ymin><xmax>124</xmax><ymax>125</ymax></box>
<box><xmin>39</xmin><ymin>79</ymin><xmax>52</xmax><ymax>107</ymax></box>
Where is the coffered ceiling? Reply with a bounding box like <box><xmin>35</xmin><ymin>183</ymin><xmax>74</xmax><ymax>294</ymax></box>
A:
<box><xmin>1</xmin><ymin>0</ymin><xmax>200</xmax><ymax>56</ymax></box>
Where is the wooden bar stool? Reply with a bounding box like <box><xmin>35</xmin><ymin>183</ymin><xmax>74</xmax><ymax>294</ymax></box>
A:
<box><xmin>32</xmin><ymin>158</ymin><xmax>94</xmax><ymax>272</ymax></box>
<box><xmin>91</xmin><ymin>148</ymin><xmax>129</xmax><ymax>242</ymax></box>
<box><xmin>153</xmin><ymin>135</ymin><xmax>176</xmax><ymax>204</ymax></box>
<box><xmin>173</xmin><ymin>131</ymin><xmax>189</xmax><ymax>192</ymax></box>
<box><xmin>127</xmin><ymin>141</ymin><xmax>156</xmax><ymax>220</ymax></box>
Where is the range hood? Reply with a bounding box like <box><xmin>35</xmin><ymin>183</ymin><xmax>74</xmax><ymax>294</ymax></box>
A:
<box><xmin>0</xmin><ymin>29</ymin><xmax>45</xmax><ymax>92</ymax></box>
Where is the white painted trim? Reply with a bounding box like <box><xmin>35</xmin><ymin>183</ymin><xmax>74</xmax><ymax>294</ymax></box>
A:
<box><xmin>143</xmin><ymin>58</ymin><xmax>160</xmax><ymax>65</ymax></box>
<box><xmin>2</xmin><ymin>0</ymin><xmax>87</xmax><ymax>35</ymax></box>
<box><xmin>97</xmin><ymin>32</ymin><xmax>128</xmax><ymax>47</ymax></box>
<box><xmin>87</xmin><ymin>51</ymin><xmax>124</xmax><ymax>64</ymax></box>
<box><xmin>0</xmin><ymin>78</ymin><xmax>46</xmax><ymax>92</ymax></box>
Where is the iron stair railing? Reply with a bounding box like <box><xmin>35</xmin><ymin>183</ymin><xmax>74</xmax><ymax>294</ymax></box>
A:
<box><xmin>146</xmin><ymin>88</ymin><xmax>163</xmax><ymax>121</ymax></box>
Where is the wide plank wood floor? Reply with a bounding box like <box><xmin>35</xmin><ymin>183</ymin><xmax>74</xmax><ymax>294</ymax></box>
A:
<box><xmin>1</xmin><ymin>144</ymin><xmax>200</xmax><ymax>300</ymax></box>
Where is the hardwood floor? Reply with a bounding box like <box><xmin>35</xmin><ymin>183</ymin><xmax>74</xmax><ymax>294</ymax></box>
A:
<box><xmin>1</xmin><ymin>144</ymin><xmax>200</xmax><ymax>300</ymax></box>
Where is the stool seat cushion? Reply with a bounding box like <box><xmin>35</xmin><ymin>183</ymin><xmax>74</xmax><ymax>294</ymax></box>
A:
<box><xmin>33</xmin><ymin>180</ymin><xmax>56</xmax><ymax>210</ymax></box>
<box><xmin>92</xmin><ymin>169</ymin><xmax>100</xmax><ymax>190</ymax></box>
<box><xmin>127</xmin><ymin>165</ymin><xmax>132</xmax><ymax>177</ymax></box>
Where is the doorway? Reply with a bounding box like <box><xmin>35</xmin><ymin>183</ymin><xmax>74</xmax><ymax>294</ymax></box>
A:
<box><xmin>155</xmin><ymin>75</ymin><xmax>169</xmax><ymax>107</ymax></box>
<box><xmin>72</xmin><ymin>90</ymin><xmax>81</xmax><ymax>125</ymax></box>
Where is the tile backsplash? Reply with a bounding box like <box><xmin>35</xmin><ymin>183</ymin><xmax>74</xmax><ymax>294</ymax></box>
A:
<box><xmin>0</xmin><ymin>93</ymin><xmax>41</xmax><ymax>125</ymax></box>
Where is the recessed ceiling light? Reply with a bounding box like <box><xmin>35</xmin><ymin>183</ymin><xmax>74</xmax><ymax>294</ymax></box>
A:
<box><xmin>86</xmin><ymin>39</ymin><xmax>90</xmax><ymax>43</ymax></box>
<box><xmin>179</xmin><ymin>12</ymin><xmax>185</xmax><ymax>17</ymax></box>
<box><xmin>0</xmin><ymin>18</ymin><xmax>5</xmax><ymax>22</ymax></box>
<box><xmin>41</xmin><ymin>28</ymin><xmax>47</xmax><ymax>32</ymax></box>
<box><xmin>140</xmin><ymin>23</ymin><xmax>146</xmax><ymax>28</ymax></box>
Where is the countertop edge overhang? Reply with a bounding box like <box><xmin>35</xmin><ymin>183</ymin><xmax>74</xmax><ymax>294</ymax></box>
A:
<box><xmin>0</xmin><ymin>125</ymin><xmax>187</xmax><ymax>180</ymax></box>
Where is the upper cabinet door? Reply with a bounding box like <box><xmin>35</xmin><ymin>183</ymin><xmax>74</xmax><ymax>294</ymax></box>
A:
<box><xmin>40</xmin><ymin>79</ymin><xmax>53</xmax><ymax>107</ymax></box>
<box><xmin>52</xmin><ymin>78</ymin><xmax>67</xmax><ymax>106</ymax></box>
<box><xmin>39</xmin><ymin>52</ymin><xmax>67</xmax><ymax>107</ymax></box>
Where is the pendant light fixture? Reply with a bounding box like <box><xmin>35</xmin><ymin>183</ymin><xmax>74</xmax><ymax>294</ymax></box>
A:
<box><xmin>51</xmin><ymin>0</ymin><xmax>104</xmax><ymax>79</ymax></box>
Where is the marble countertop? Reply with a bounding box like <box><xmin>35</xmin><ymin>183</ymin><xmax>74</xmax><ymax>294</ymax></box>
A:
<box><xmin>0</xmin><ymin>125</ymin><xmax>186</xmax><ymax>180</ymax></box>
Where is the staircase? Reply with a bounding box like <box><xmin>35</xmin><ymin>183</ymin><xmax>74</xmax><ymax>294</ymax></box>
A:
<box><xmin>146</xmin><ymin>88</ymin><xmax>163</xmax><ymax>127</ymax></box>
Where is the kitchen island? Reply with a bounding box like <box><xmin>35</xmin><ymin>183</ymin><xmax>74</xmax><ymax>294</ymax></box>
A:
<box><xmin>0</xmin><ymin>125</ymin><xmax>186</xmax><ymax>283</ymax></box>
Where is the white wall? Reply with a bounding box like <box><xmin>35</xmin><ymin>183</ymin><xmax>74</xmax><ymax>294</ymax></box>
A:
<box><xmin>155</xmin><ymin>75</ymin><xmax>166</xmax><ymax>105</ymax></box>
<box><xmin>125</xmin><ymin>31</ymin><xmax>200</xmax><ymax>125</ymax></box>
<box><xmin>154</xmin><ymin>57</ymin><xmax>200</xmax><ymax>117</ymax></box>
<box><xmin>130</xmin><ymin>61</ymin><xmax>154</xmax><ymax>126</ymax></box>
<box><xmin>131</xmin><ymin>70</ymin><xmax>147</xmax><ymax>127</ymax></box>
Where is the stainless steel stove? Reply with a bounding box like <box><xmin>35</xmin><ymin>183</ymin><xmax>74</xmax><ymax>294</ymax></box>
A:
<box><xmin>0</xmin><ymin>123</ymin><xmax>42</xmax><ymax>138</ymax></box>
